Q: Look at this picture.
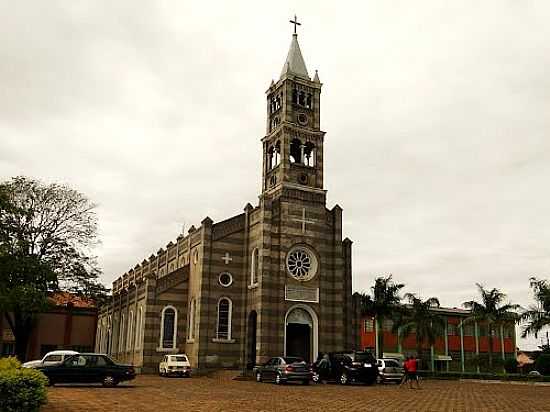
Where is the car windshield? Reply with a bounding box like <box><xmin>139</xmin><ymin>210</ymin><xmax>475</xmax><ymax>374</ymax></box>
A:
<box><xmin>171</xmin><ymin>356</ymin><xmax>187</xmax><ymax>362</ymax></box>
<box><xmin>44</xmin><ymin>355</ymin><xmax>63</xmax><ymax>362</ymax></box>
<box><xmin>385</xmin><ymin>360</ymin><xmax>400</xmax><ymax>367</ymax></box>
<box><xmin>283</xmin><ymin>357</ymin><xmax>304</xmax><ymax>364</ymax></box>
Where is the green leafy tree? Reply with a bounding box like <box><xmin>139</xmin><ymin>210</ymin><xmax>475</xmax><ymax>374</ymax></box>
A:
<box><xmin>520</xmin><ymin>277</ymin><xmax>550</xmax><ymax>339</ymax></box>
<box><xmin>395</xmin><ymin>293</ymin><xmax>445</xmax><ymax>369</ymax></box>
<box><xmin>0</xmin><ymin>176</ymin><xmax>108</xmax><ymax>360</ymax></box>
<box><xmin>462</xmin><ymin>284</ymin><xmax>519</xmax><ymax>370</ymax></box>
<box><xmin>358</xmin><ymin>275</ymin><xmax>405</xmax><ymax>358</ymax></box>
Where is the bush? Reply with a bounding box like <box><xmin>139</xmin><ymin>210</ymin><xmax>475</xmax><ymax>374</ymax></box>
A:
<box><xmin>535</xmin><ymin>354</ymin><xmax>550</xmax><ymax>375</ymax></box>
<box><xmin>0</xmin><ymin>357</ymin><xmax>48</xmax><ymax>412</ymax></box>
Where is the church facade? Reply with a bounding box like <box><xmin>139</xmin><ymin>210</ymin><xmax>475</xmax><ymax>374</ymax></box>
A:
<box><xmin>96</xmin><ymin>30</ymin><xmax>354</xmax><ymax>372</ymax></box>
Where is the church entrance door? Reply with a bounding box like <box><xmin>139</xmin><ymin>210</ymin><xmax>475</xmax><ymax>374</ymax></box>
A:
<box><xmin>285</xmin><ymin>307</ymin><xmax>313</xmax><ymax>362</ymax></box>
<box><xmin>247</xmin><ymin>311</ymin><xmax>257</xmax><ymax>369</ymax></box>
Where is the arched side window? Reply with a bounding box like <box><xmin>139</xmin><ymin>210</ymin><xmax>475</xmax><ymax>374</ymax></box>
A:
<box><xmin>107</xmin><ymin>316</ymin><xmax>112</xmax><ymax>354</ymax></box>
<box><xmin>216</xmin><ymin>298</ymin><xmax>232</xmax><ymax>340</ymax></box>
<box><xmin>96</xmin><ymin>323</ymin><xmax>102</xmax><ymax>352</ymax></box>
<box><xmin>135</xmin><ymin>307</ymin><xmax>143</xmax><ymax>349</ymax></box>
<box><xmin>250</xmin><ymin>248</ymin><xmax>259</xmax><ymax>286</ymax></box>
<box><xmin>127</xmin><ymin>310</ymin><xmax>134</xmax><ymax>351</ymax></box>
<box><xmin>160</xmin><ymin>306</ymin><xmax>177</xmax><ymax>349</ymax></box>
<box><xmin>187</xmin><ymin>299</ymin><xmax>195</xmax><ymax>340</ymax></box>
<box><xmin>119</xmin><ymin>313</ymin><xmax>126</xmax><ymax>353</ymax></box>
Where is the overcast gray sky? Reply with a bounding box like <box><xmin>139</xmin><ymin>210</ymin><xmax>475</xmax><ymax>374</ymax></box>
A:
<box><xmin>1</xmin><ymin>1</ymin><xmax>549</xmax><ymax>349</ymax></box>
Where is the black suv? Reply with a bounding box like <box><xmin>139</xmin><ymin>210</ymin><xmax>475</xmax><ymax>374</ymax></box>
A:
<box><xmin>313</xmin><ymin>351</ymin><xmax>378</xmax><ymax>385</ymax></box>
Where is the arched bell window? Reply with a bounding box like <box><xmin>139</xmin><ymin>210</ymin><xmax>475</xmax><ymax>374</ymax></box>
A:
<box><xmin>268</xmin><ymin>141</ymin><xmax>281</xmax><ymax>169</ymax></box>
<box><xmin>304</xmin><ymin>142</ymin><xmax>316</xmax><ymax>167</ymax></box>
<box><xmin>216</xmin><ymin>298</ymin><xmax>232</xmax><ymax>340</ymax></box>
<box><xmin>160</xmin><ymin>306</ymin><xmax>177</xmax><ymax>349</ymax></box>
<box><xmin>290</xmin><ymin>138</ymin><xmax>302</xmax><ymax>164</ymax></box>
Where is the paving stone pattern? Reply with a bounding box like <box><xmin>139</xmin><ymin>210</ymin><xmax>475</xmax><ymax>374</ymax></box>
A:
<box><xmin>42</xmin><ymin>372</ymin><xmax>550</xmax><ymax>412</ymax></box>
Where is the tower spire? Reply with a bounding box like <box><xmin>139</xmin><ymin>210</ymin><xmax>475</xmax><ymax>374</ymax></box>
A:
<box><xmin>280</xmin><ymin>15</ymin><xmax>309</xmax><ymax>80</ymax></box>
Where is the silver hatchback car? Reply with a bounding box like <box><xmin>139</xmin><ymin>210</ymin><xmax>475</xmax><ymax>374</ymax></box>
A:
<box><xmin>377</xmin><ymin>358</ymin><xmax>405</xmax><ymax>384</ymax></box>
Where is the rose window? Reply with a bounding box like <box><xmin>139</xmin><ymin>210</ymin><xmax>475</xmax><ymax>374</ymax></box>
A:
<box><xmin>286</xmin><ymin>245</ymin><xmax>318</xmax><ymax>281</ymax></box>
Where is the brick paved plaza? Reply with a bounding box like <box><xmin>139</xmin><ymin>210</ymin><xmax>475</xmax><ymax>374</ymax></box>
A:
<box><xmin>42</xmin><ymin>372</ymin><xmax>550</xmax><ymax>412</ymax></box>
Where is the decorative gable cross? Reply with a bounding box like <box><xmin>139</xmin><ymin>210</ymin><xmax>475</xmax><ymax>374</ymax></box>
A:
<box><xmin>293</xmin><ymin>208</ymin><xmax>316</xmax><ymax>233</ymax></box>
<box><xmin>222</xmin><ymin>252</ymin><xmax>233</xmax><ymax>264</ymax></box>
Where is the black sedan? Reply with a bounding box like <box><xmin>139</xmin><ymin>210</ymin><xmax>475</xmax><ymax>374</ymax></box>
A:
<box><xmin>255</xmin><ymin>356</ymin><xmax>312</xmax><ymax>385</ymax></box>
<box><xmin>37</xmin><ymin>353</ymin><xmax>136</xmax><ymax>387</ymax></box>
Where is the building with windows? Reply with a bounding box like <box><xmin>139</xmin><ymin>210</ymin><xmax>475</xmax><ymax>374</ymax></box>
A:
<box><xmin>1</xmin><ymin>292</ymin><xmax>97</xmax><ymax>360</ymax></box>
<box><xmin>96</xmin><ymin>26</ymin><xmax>354</xmax><ymax>373</ymax></box>
<box><xmin>358</xmin><ymin>306</ymin><xmax>516</xmax><ymax>372</ymax></box>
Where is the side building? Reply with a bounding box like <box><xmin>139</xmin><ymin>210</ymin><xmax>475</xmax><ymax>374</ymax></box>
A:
<box><xmin>97</xmin><ymin>29</ymin><xmax>354</xmax><ymax>373</ymax></box>
<box><xmin>358</xmin><ymin>306</ymin><xmax>517</xmax><ymax>372</ymax></box>
<box><xmin>1</xmin><ymin>292</ymin><xmax>97</xmax><ymax>360</ymax></box>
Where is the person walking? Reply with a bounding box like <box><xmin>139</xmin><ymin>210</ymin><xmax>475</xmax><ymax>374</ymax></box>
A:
<box><xmin>399</xmin><ymin>357</ymin><xmax>410</xmax><ymax>388</ymax></box>
<box><xmin>407</xmin><ymin>356</ymin><xmax>420</xmax><ymax>389</ymax></box>
<box><xmin>317</xmin><ymin>353</ymin><xmax>331</xmax><ymax>384</ymax></box>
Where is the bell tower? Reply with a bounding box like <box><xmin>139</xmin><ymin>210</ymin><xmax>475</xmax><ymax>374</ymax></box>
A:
<box><xmin>262</xmin><ymin>18</ymin><xmax>325</xmax><ymax>198</ymax></box>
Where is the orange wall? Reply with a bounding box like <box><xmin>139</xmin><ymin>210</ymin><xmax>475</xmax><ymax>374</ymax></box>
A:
<box><xmin>358</xmin><ymin>316</ymin><xmax>515</xmax><ymax>354</ymax></box>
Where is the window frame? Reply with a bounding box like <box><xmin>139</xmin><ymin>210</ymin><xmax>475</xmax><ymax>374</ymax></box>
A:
<box><xmin>250</xmin><ymin>248</ymin><xmax>259</xmax><ymax>287</ymax></box>
<box><xmin>158</xmin><ymin>305</ymin><xmax>178</xmax><ymax>351</ymax></box>
<box><xmin>215</xmin><ymin>297</ymin><xmax>233</xmax><ymax>341</ymax></box>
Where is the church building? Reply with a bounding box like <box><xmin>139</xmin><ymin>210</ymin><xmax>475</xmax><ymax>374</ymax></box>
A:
<box><xmin>96</xmin><ymin>25</ymin><xmax>355</xmax><ymax>372</ymax></box>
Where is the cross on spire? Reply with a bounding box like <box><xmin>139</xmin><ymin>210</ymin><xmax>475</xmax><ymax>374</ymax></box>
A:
<box><xmin>289</xmin><ymin>14</ymin><xmax>301</xmax><ymax>34</ymax></box>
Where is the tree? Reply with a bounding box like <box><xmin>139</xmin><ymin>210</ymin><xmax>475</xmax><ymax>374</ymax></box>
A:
<box><xmin>462</xmin><ymin>284</ymin><xmax>519</xmax><ymax>370</ymax></box>
<box><xmin>520</xmin><ymin>277</ymin><xmax>550</xmax><ymax>339</ymax></box>
<box><xmin>395</xmin><ymin>293</ymin><xmax>445</xmax><ymax>369</ymax></box>
<box><xmin>358</xmin><ymin>275</ymin><xmax>405</xmax><ymax>359</ymax></box>
<box><xmin>0</xmin><ymin>176</ymin><xmax>108</xmax><ymax>360</ymax></box>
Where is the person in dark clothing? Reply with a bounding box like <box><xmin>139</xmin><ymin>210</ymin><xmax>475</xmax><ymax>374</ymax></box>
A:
<box><xmin>317</xmin><ymin>353</ymin><xmax>331</xmax><ymax>384</ymax></box>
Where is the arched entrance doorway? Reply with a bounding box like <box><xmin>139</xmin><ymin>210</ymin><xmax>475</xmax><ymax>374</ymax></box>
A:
<box><xmin>284</xmin><ymin>305</ymin><xmax>318</xmax><ymax>363</ymax></box>
<box><xmin>247</xmin><ymin>311</ymin><xmax>257</xmax><ymax>369</ymax></box>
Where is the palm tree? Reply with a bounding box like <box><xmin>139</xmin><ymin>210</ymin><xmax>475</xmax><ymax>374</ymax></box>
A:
<box><xmin>395</xmin><ymin>293</ymin><xmax>445</xmax><ymax>369</ymax></box>
<box><xmin>462</xmin><ymin>284</ymin><xmax>519</xmax><ymax>370</ymax></box>
<box><xmin>520</xmin><ymin>277</ymin><xmax>550</xmax><ymax>338</ymax></box>
<box><xmin>358</xmin><ymin>275</ymin><xmax>405</xmax><ymax>359</ymax></box>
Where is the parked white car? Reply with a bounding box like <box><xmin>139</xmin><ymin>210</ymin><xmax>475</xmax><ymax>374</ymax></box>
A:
<box><xmin>159</xmin><ymin>354</ymin><xmax>191</xmax><ymax>377</ymax></box>
<box><xmin>377</xmin><ymin>358</ymin><xmax>405</xmax><ymax>384</ymax></box>
<box><xmin>22</xmin><ymin>350</ymin><xmax>79</xmax><ymax>368</ymax></box>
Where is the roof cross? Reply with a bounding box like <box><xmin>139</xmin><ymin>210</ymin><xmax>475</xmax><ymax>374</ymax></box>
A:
<box><xmin>289</xmin><ymin>14</ymin><xmax>301</xmax><ymax>34</ymax></box>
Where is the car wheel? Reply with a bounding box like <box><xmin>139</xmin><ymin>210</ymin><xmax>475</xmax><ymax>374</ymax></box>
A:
<box><xmin>102</xmin><ymin>375</ymin><xmax>118</xmax><ymax>387</ymax></box>
<box><xmin>376</xmin><ymin>375</ymin><xmax>382</xmax><ymax>384</ymax></box>
<box><xmin>312</xmin><ymin>373</ymin><xmax>319</xmax><ymax>383</ymax></box>
<box><xmin>275</xmin><ymin>373</ymin><xmax>284</xmax><ymax>385</ymax></box>
<box><xmin>256</xmin><ymin>372</ymin><xmax>262</xmax><ymax>383</ymax></box>
<box><xmin>340</xmin><ymin>373</ymin><xmax>348</xmax><ymax>385</ymax></box>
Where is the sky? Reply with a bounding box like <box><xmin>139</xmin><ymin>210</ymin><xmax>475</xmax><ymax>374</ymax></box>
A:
<box><xmin>1</xmin><ymin>1</ymin><xmax>549</xmax><ymax>350</ymax></box>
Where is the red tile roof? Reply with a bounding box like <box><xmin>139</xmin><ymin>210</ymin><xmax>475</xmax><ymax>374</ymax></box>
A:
<box><xmin>48</xmin><ymin>291</ymin><xmax>96</xmax><ymax>308</ymax></box>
